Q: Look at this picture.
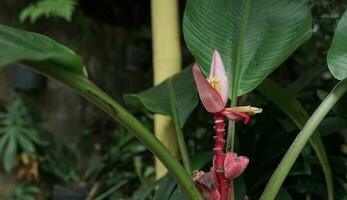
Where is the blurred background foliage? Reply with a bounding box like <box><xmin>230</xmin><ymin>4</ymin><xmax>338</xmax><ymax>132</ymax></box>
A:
<box><xmin>0</xmin><ymin>0</ymin><xmax>347</xmax><ymax>199</ymax></box>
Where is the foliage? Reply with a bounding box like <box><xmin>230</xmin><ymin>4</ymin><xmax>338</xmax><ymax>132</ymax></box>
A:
<box><xmin>328</xmin><ymin>10</ymin><xmax>347</xmax><ymax>80</ymax></box>
<box><xmin>86</xmin><ymin>123</ymin><xmax>155</xmax><ymax>199</ymax></box>
<box><xmin>1</xmin><ymin>0</ymin><xmax>347</xmax><ymax>199</ymax></box>
<box><xmin>19</xmin><ymin>0</ymin><xmax>77</xmax><ymax>23</ymax></box>
<box><xmin>0</xmin><ymin>24</ymin><xmax>85</xmax><ymax>76</ymax></box>
<box><xmin>9</xmin><ymin>182</ymin><xmax>40</xmax><ymax>200</ymax></box>
<box><xmin>125</xmin><ymin>66</ymin><xmax>198</xmax><ymax>128</ymax></box>
<box><xmin>183</xmin><ymin>0</ymin><xmax>311</xmax><ymax>98</ymax></box>
<box><xmin>0</xmin><ymin>97</ymin><xmax>43</xmax><ymax>173</ymax></box>
<box><xmin>39</xmin><ymin>144</ymin><xmax>80</xmax><ymax>183</ymax></box>
<box><xmin>0</xmin><ymin>26</ymin><xmax>193</xmax><ymax>199</ymax></box>
<box><xmin>257</xmin><ymin>79</ymin><xmax>333</xmax><ymax>199</ymax></box>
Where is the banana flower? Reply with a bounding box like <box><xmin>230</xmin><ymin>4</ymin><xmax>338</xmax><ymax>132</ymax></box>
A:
<box><xmin>192</xmin><ymin>50</ymin><xmax>262</xmax><ymax>124</ymax></box>
<box><xmin>192</xmin><ymin>50</ymin><xmax>261</xmax><ymax>200</ymax></box>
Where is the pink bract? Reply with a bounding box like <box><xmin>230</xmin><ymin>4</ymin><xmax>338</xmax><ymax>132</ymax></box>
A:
<box><xmin>209</xmin><ymin>50</ymin><xmax>229</xmax><ymax>106</ymax></box>
<box><xmin>224</xmin><ymin>152</ymin><xmax>249</xmax><ymax>180</ymax></box>
<box><xmin>193</xmin><ymin>63</ymin><xmax>225</xmax><ymax>113</ymax></box>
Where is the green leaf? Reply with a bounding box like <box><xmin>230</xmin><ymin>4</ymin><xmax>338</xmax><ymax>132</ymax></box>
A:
<box><xmin>287</xmin><ymin>66</ymin><xmax>324</xmax><ymax>95</ymax></box>
<box><xmin>131</xmin><ymin>181</ymin><xmax>159</xmax><ymax>200</ymax></box>
<box><xmin>327</xmin><ymin>11</ymin><xmax>347</xmax><ymax>80</ymax></box>
<box><xmin>190</xmin><ymin>151</ymin><xmax>212</xmax><ymax>170</ymax></box>
<box><xmin>93</xmin><ymin>180</ymin><xmax>127</xmax><ymax>200</ymax></box>
<box><xmin>170</xmin><ymin>187</ymin><xmax>187</xmax><ymax>200</ymax></box>
<box><xmin>153</xmin><ymin>174</ymin><xmax>187</xmax><ymax>200</ymax></box>
<box><xmin>234</xmin><ymin>176</ymin><xmax>246</xmax><ymax>200</ymax></box>
<box><xmin>20</xmin><ymin>0</ymin><xmax>77</xmax><ymax>23</ymax></box>
<box><xmin>258</xmin><ymin>79</ymin><xmax>308</xmax><ymax>127</ymax></box>
<box><xmin>0</xmin><ymin>24</ymin><xmax>85</xmax><ymax>76</ymax></box>
<box><xmin>25</xmin><ymin>186</ymin><xmax>41</xmax><ymax>194</ymax></box>
<box><xmin>124</xmin><ymin>67</ymin><xmax>198</xmax><ymax>128</ymax></box>
<box><xmin>3</xmin><ymin>135</ymin><xmax>17</xmax><ymax>173</ymax></box>
<box><xmin>0</xmin><ymin>134</ymin><xmax>9</xmax><ymax>155</ymax></box>
<box><xmin>183</xmin><ymin>0</ymin><xmax>312</xmax><ymax>98</ymax></box>
<box><xmin>154</xmin><ymin>174</ymin><xmax>177</xmax><ymax>200</ymax></box>
<box><xmin>257</xmin><ymin>79</ymin><xmax>334</xmax><ymax>200</ymax></box>
<box><xmin>23</xmin><ymin>129</ymin><xmax>43</xmax><ymax>145</ymax></box>
<box><xmin>17</xmin><ymin>134</ymin><xmax>35</xmax><ymax>153</ymax></box>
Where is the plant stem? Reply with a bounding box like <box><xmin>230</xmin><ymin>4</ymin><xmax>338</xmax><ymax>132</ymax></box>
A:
<box><xmin>174</xmin><ymin>124</ymin><xmax>192</xmax><ymax>175</ymax></box>
<box><xmin>29</xmin><ymin>64</ymin><xmax>204</xmax><ymax>200</ymax></box>
<box><xmin>257</xmin><ymin>79</ymin><xmax>334</xmax><ymax>200</ymax></box>
<box><xmin>168</xmin><ymin>78</ymin><xmax>192</xmax><ymax>175</ymax></box>
<box><xmin>260</xmin><ymin>78</ymin><xmax>347</xmax><ymax>200</ymax></box>
<box><xmin>226</xmin><ymin>99</ymin><xmax>237</xmax><ymax>152</ymax></box>
<box><xmin>226</xmin><ymin>98</ymin><xmax>237</xmax><ymax>200</ymax></box>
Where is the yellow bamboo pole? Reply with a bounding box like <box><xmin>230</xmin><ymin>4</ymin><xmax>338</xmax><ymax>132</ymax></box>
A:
<box><xmin>151</xmin><ymin>0</ymin><xmax>182</xmax><ymax>179</ymax></box>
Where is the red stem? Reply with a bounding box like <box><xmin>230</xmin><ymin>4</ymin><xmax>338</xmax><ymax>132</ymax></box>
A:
<box><xmin>213</xmin><ymin>113</ymin><xmax>229</xmax><ymax>200</ymax></box>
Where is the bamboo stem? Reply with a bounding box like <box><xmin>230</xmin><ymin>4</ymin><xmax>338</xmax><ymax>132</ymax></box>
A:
<box><xmin>151</xmin><ymin>0</ymin><xmax>184</xmax><ymax>178</ymax></box>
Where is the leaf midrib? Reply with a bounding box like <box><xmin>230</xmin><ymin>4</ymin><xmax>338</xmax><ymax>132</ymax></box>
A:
<box><xmin>231</xmin><ymin>0</ymin><xmax>252</xmax><ymax>101</ymax></box>
<box><xmin>167</xmin><ymin>78</ymin><xmax>180</xmax><ymax>128</ymax></box>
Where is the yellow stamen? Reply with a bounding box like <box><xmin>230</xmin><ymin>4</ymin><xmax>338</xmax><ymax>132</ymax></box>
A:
<box><xmin>228</xmin><ymin>106</ymin><xmax>263</xmax><ymax>115</ymax></box>
<box><xmin>208</xmin><ymin>78</ymin><xmax>221</xmax><ymax>93</ymax></box>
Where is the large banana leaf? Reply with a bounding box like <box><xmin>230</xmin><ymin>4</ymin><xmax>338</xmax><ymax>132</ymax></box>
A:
<box><xmin>257</xmin><ymin>79</ymin><xmax>334</xmax><ymax>200</ymax></box>
<box><xmin>183</xmin><ymin>0</ymin><xmax>312</xmax><ymax>98</ymax></box>
<box><xmin>124</xmin><ymin>67</ymin><xmax>198</xmax><ymax>128</ymax></box>
<box><xmin>328</xmin><ymin>10</ymin><xmax>347</xmax><ymax>80</ymax></box>
<box><xmin>0</xmin><ymin>24</ymin><xmax>85</xmax><ymax>76</ymax></box>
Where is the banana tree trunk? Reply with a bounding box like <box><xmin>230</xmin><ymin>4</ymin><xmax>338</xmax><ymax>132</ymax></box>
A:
<box><xmin>151</xmin><ymin>0</ymin><xmax>182</xmax><ymax>179</ymax></box>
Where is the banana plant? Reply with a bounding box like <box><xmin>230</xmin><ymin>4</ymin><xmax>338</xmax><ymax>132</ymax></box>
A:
<box><xmin>1</xmin><ymin>1</ymin><xmax>347</xmax><ymax>200</ymax></box>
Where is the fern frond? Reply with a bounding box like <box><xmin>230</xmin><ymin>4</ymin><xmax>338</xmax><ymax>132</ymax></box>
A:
<box><xmin>19</xmin><ymin>0</ymin><xmax>77</xmax><ymax>23</ymax></box>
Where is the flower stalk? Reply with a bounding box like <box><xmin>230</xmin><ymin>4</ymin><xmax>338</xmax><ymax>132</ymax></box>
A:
<box><xmin>213</xmin><ymin>113</ymin><xmax>229</xmax><ymax>199</ymax></box>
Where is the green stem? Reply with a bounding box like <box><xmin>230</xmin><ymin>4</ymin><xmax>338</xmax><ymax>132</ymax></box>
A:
<box><xmin>168</xmin><ymin>79</ymin><xmax>192</xmax><ymax>175</ymax></box>
<box><xmin>226</xmin><ymin>98</ymin><xmax>237</xmax><ymax>152</ymax></box>
<box><xmin>260</xmin><ymin>78</ymin><xmax>347</xmax><ymax>200</ymax></box>
<box><xmin>30</xmin><ymin>64</ymin><xmax>204</xmax><ymax>200</ymax></box>
<box><xmin>226</xmin><ymin>98</ymin><xmax>237</xmax><ymax>200</ymax></box>
<box><xmin>175</xmin><ymin>125</ymin><xmax>192</xmax><ymax>175</ymax></box>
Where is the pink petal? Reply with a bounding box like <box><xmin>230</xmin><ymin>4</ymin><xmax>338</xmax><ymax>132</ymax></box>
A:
<box><xmin>220</xmin><ymin>109</ymin><xmax>251</xmax><ymax>124</ymax></box>
<box><xmin>209</xmin><ymin>50</ymin><xmax>229</xmax><ymax>106</ymax></box>
<box><xmin>224</xmin><ymin>152</ymin><xmax>249</xmax><ymax>180</ymax></box>
<box><xmin>193</xmin><ymin>64</ymin><xmax>225</xmax><ymax>113</ymax></box>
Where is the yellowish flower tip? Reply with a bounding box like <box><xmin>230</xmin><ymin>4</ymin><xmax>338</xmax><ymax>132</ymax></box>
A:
<box><xmin>250</xmin><ymin>107</ymin><xmax>263</xmax><ymax>115</ymax></box>
<box><xmin>208</xmin><ymin>78</ymin><xmax>221</xmax><ymax>93</ymax></box>
<box><xmin>228</xmin><ymin>106</ymin><xmax>263</xmax><ymax>115</ymax></box>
